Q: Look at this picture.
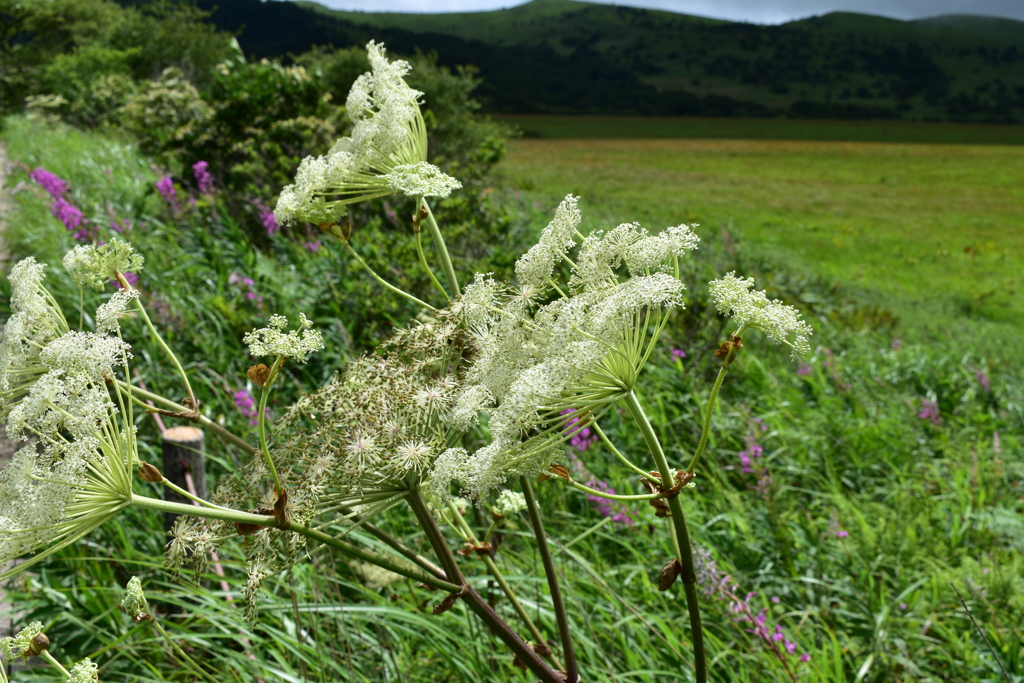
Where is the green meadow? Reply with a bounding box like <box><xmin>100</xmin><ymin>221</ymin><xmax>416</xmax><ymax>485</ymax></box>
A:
<box><xmin>498</xmin><ymin>134</ymin><xmax>1024</xmax><ymax>351</ymax></box>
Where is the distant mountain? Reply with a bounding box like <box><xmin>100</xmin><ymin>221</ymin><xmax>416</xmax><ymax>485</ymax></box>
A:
<box><xmin>195</xmin><ymin>0</ymin><xmax>1024</xmax><ymax>121</ymax></box>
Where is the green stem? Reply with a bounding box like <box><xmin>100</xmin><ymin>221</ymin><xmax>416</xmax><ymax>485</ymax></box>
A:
<box><xmin>414</xmin><ymin>219</ymin><xmax>451</xmax><ymax>302</ymax></box>
<box><xmin>342</xmin><ymin>240</ymin><xmax>436</xmax><ymax>311</ymax></box>
<box><xmin>117</xmin><ymin>380</ymin><xmax>257</xmax><ymax>455</ymax></box>
<box><xmin>521</xmin><ymin>477</ymin><xmax>579</xmax><ymax>683</ymax></box>
<box><xmin>593</xmin><ymin>422</ymin><xmax>661</xmax><ymax>483</ymax></box>
<box><xmin>131</xmin><ymin>494</ymin><xmax>275</xmax><ymax>527</ymax></box>
<box><xmin>421</xmin><ymin>200</ymin><xmax>460</xmax><ymax>298</ymax></box>
<box><xmin>41</xmin><ymin>650</ymin><xmax>71</xmax><ymax>678</ymax></box>
<box><xmin>257</xmin><ymin>356</ymin><xmax>286</xmax><ymax>496</ymax></box>
<box><xmin>159</xmin><ymin>478</ymin><xmax>234</xmax><ymax>512</ymax></box>
<box><xmin>564</xmin><ymin>477</ymin><xmax>663</xmax><ymax>502</ymax></box>
<box><xmin>407</xmin><ymin>488</ymin><xmax>563</xmax><ymax>683</ymax></box>
<box><xmin>129</xmin><ymin>494</ymin><xmax>459</xmax><ymax>592</ymax></box>
<box><xmin>623</xmin><ymin>391</ymin><xmax>706</xmax><ymax>683</ymax></box>
<box><xmin>686</xmin><ymin>328</ymin><xmax>742</xmax><ymax>474</ymax></box>
<box><xmin>129</xmin><ymin>291</ymin><xmax>195</xmax><ymax>406</ymax></box>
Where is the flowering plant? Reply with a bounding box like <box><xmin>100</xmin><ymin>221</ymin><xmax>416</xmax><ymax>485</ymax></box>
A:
<box><xmin>0</xmin><ymin>42</ymin><xmax>814</xmax><ymax>683</ymax></box>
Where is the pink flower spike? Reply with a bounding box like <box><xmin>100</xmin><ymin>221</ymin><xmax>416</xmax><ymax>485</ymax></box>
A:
<box><xmin>837</xmin><ymin>530</ymin><xmax>849</xmax><ymax>538</ymax></box>
<box><xmin>770</xmin><ymin>596</ymin><xmax>780</xmax><ymax>603</ymax></box>
<box><xmin>785</xmin><ymin>640</ymin><xmax>797</xmax><ymax>654</ymax></box>
<box><xmin>800</xmin><ymin>653</ymin><xmax>811</xmax><ymax>663</ymax></box>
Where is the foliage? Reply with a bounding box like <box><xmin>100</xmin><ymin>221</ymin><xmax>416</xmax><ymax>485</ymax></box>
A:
<box><xmin>3</xmin><ymin>112</ymin><xmax>1023</xmax><ymax>682</ymax></box>
<box><xmin>0</xmin><ymin>0</ymin><xmax>231</xmax><ymax>113</ymax></box>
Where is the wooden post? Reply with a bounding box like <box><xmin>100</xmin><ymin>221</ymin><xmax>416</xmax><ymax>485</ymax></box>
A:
<box><xmin>161</xmin><ymin>426</ymin><xmax>206</xmax><ymax>532</ymax></box>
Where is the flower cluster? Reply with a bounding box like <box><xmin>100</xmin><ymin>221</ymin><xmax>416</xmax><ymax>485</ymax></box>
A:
<box><xmin>436</xmin><ymin>196</ymin><xmax>699</xmax><ymax>500</ymax></box>
<box><xmin>193</xmin><ymin>160</ymin><xmax>214</xmax><ymax>194</ymax></box>
<box><xmin>492</xmin><ymin>489</ymin><xmax>527</xmax><ymax>517</ymax></box>
<box><xmin>229</xmin><ymin>272</ymin><xmax>263</xmax><ymax>307</ymax></box>
<box><xmin>709</xmin><ymin>272</ymin><xmax>812</xmax><ymax>359</ymax></box>
<box><xmin>918</xmin><ymin>399</ymin><xmax>940</xmax><ymax>425</ymax></box>
<box><xmin>275</xmin><ymin>41</ymin><xmax>458</xmax><ymax>225</ymax></box>
<box><xmin>0</xmin><ymin>259</ymin><xmax>139</xmax><ymax>578</ymax></box>
<box><xmin>30</xmin><ymin>167</ymin><xmax>92</xmax><ymax>242</ymax></box>
<box><xmin>243</xmin><ymin>313</ymin><xmax>323</xmax><ymax>362</ymax></box>
<box><xmin>234</xmin><ymin>388</ymin><xmax>267</xmax><ymax>425</ymax></box>
<box><xmin>566</xmin><ymin>453</ymin><xmax>635</xmax><ymax>525</ymax></box>
<box><xmin>63</xmin><ymin>239</ymin><xmax>145</xmax><ymax>291</ymax></box>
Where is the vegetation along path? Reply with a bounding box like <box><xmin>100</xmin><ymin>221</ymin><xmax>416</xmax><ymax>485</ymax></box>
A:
<box><xmin>500</xmin><ymin>137</ymin><xmax>1024</xmax><ymax>352</ymax></box>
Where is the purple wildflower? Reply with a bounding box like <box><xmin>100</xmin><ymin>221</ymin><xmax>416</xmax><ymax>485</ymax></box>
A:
<box><xmin>156</xmin><ymin>176</ymin><xmax>176</xmax><ymax>204</ymax></box>
<box><xmin>738</xmin><ymin>452</ymin><xmax>754</xmax><ymax>473</ymax></box>
<box><xmin>305</xmin><ymin>240</ymin><xmax>322</xmax><ymax>253</ymax></box>
<box><xmin>260</xmin><ymin>207</ymin><xmax>280</xmax><ymax>235</ymax></box>
<box><xmin>50</xmin><ymin>198</ymin><xmax>84</xmax><ymax>232</ymax></box>
<box><xmin>800</xmin><ymin>653</ymin><xmax>811</xmax><ymax>663</ymax></box>
<box><xmin>229</xmin><ymin>272</ymin><xmax>263</xmax><ymax>308</ymax></box>
<box><xmin>753</xmin><ymin>417</ymin><xmax>768</xmax><ymax>432</ymax></box>
<box><xmin>976</xmin><ymin>371</ymin><xmax>991</xmax><ymax>392</ymax></box>
<box><xmin>670</xmin><ymin>347</ymin><xmax>687</xmax><ymax>360</ymax></box>
<box><xmin>891</xmin><ymin>337</ymin><xmax>903</xmax><ymax>351</ymax></box>
<box><xmin>770</xmin><ymin>596</ymin><xmax>780</xmax><ymax>604</ymax></box>
<box><xmin>584</xmin><ymin>479</ymin><xmax>634</xmax><ymax>525</ymax></box>
<box><xmin>30</xmin><ymin>167</ymin><xmax>70</xmax><ymax>198</ymax></box>
<box><xmin>837</xmin><ymin>530</ymin><xmax>849</xmax><ymax>538</ymax></box>
<box><xmin>797</xmin><ymin>363</ymin><xmax>812</xmax><ymax>376</ymax></box>
<box><xmin>193</xmin><ymin>161</ymin><xmax>214</xmax><ymax>194</ymax></box>
<box><xmin>561</xmin><ymin>409</ymin><xmax>598</xmax><ymax>453</ymax></box>
<box><xmin>110</xmin><ymin>217</ymin><xmax>131</xmax><ymax>233</ymax></box>
<box><xmin>918</xmin><ymin>399</ymin><xmax>941</xmax><ymax>425</ymax></box>
<box><xmin>785</xmin><ymin>640</ymin><xmax>797</xmax><ymax>655</ymax></box>
<box><xmin>899</xmin><ymin>603</ymin><xmax>908</xmax><ymax>611</ymax></box>
<box><xmin>122</xmin><ymin>272</ymin><xmax>139</xmax><ymax>287</ymax></box>
<box><xmin>234</xmin><ymin>389</ymin><xmax>263</xmax><ymax>425</ymax></box>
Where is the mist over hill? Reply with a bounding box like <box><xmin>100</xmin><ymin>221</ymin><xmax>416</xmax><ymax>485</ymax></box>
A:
<box><xmin>194</xmin><ymin>0</ymin><xmax>1024</xmax><ymax>121</ymax></box>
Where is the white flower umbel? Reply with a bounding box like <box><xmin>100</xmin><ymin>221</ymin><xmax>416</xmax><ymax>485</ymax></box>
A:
<box><xmin>63</xmin><ymin>239</ymin><xmax>144</xmax><ymax>290</ymax></box>
<box><xmin>96</xmin><ymin>290</ymin><xmax>140</xmax><ymax>335</ymax></box>
<box><xmin>1</xmin><ymin>349</ymin><xmax>138</xmax><ymax>578</ymax></box>
<box><xmin>382</xmin><ymin>162</ymin><xmax>461</xmax><ymax>198</ymax></box>
<box><xmin>0</xmin><ymin>621</ymin><xmax>43</xmax><ymax>660</ymax></box>
<box><xmin>244</xmin><ymin>313</ymin><xmax>324</xmax><ymax>362</ymax></box>
<box><xmin>447</xmin><ymin>200</ymin><xmax>699</xmax><ymax>499</ymax></box>
<box><xmin>709</xmin><ymin>272</ymin><xmax>813</xmax><ymax>359</ymax></box>
<box><xmin>492</xmin><ymin>489</ymin><xmax>527</xmax><ymax>517</ymax></box>
<box><xmin>274</xmin><ymin>41</ymin><xmax>436</xmax><ymax>225</ymax></box>
<box><xmin>65</xmin><ymin>658</ymin><xmax>99</xmax><ymax>683</ymax></box>
<box><xmin>0</xmin><ymin>259</ymin><xmax>70</xmax><ymax>412</ymax></box>
<box><xmin>515</xmin><ymin>194</ymin><xmax>582</xmax><ymax>289</ymax></box>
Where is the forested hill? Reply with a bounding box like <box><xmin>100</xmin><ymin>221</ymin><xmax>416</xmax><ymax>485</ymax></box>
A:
<box><xmin>193</xmin><ymin>0</ymin><xmax>1024</xmax><ymax>121</ymax></box>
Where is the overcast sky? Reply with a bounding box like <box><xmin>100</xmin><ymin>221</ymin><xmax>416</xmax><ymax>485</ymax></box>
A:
<box><xmin>312</xmin><ymin>0</ymin><xmax>1024</xmax><ymax>24</ymax></box>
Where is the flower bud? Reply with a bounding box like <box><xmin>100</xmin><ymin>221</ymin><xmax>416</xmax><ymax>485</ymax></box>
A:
<box><xmin>138</xmin><ymin>461</ymin><xmax>163</xmax><ymax>483</ymax></box>
<box><xmin>26</xmin><ymin>633</ymin><xmax>50</xmax><ymax>657</ymax></box>
<box><xmin>247</xmin><ymin>363</ymin><xmax>270</xmax><ymax>388</ymax></box>
<box><xmin>658</xmin><ymin>559</ymin><xmax>682</xmax><ymax>591</ymax></box>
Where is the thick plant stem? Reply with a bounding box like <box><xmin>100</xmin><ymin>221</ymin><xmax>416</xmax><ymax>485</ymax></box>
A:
<box><xmin>40</xmin><ymin>651</ymin><xmax>71</xmax><ymax>678</ymax></box>
<box><xmin>129</xmin><ymin>495</ymin><xmax>460</xmax><ymax>592</ymax></box>
<box><xmin>407</xmin><ymin>488</ymin><xmax>563</xmax><ymax>683</ymax></box>
<box><xmin>421</xmin><ymin>200</ymin><xmax>460</xmax><ymax>298</ymax></box>
<box><xmin>624</xmin><ymin>390</ymin><xmax>706</xmax><ymax>683</ymax></box>
<box><xmin>521</xmin><ymin>477</ymin><xmax>579</xmax><ymax>683</ymax></box>
<box><xmin>257</xmin><ymin>356</ymin><xmax>286</xmax><ymax>496</ymax></box>
<box><xmin>685</xmin><ymin>340</ymin><xmax>738</xmax><ymax>474</ymax></box>
<box><xmin>445</xmin><ymin>502</ymin><xmax>562</xmax><ymax>669</ymax></box>
<box><xmin>117</xmin><ymin>380</ymin><xmax>256</xmax><ymax>455</ymax></box>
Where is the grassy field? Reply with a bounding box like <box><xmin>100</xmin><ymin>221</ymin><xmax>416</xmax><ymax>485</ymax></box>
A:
<box><xmin>497</xmin><ymin>115</ymin><xmax>1024</xmax><ymax>144</ymax></box>
<box><xmin>498</xmin><ymin>137</ymin><xmax>1024</xmax><ymax>351</ymax></box>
